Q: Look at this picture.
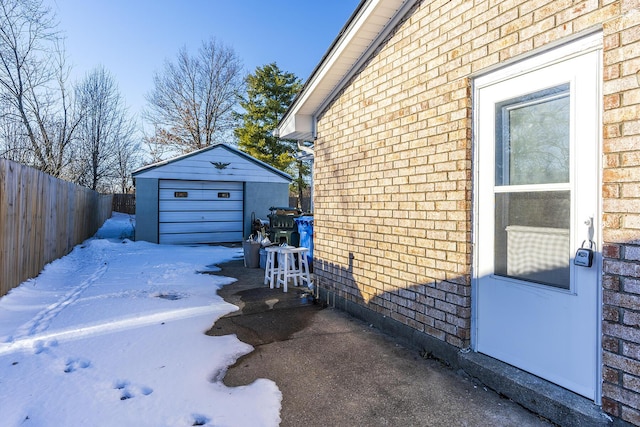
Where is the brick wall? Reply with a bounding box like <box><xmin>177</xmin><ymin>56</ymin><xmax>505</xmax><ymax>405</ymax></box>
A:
<box><xmin>601</xmin><ymin>7</ymin><xmax>640</xmax><ymax>424</ymax></box>
<box><xmin>312</xmin><ymin>0</ymin><xmax>640</xmax><ymax>423</ymax></box>
<box><xmin>315</xmin><ymin>1</ymin><xmax>473</xmax><ymax>349</ymax></box>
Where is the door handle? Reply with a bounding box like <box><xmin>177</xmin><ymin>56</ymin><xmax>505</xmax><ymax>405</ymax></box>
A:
<box><xmin>584</xmin><ymin>215</ymin><xmax>594</xmax><ymax>242</ymax></box>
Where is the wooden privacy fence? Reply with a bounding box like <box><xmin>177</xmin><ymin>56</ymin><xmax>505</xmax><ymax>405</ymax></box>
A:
<box><xmin>0</xmin><ymin>159</ymin><xmax>113</xmax><ymax>298</ymax></box>
<box><xmin>112</xmin><ymin>193</ymin><xmax>135</xmax><ymax>214</ymax></box>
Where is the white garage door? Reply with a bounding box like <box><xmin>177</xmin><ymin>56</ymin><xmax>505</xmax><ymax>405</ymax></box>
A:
<box><xmin>159</xmin><ymin>180</ymin><xmax>243</xmax><ymax>244</ymax></box>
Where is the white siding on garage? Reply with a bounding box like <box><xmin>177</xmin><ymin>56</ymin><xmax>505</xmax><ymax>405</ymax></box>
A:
<box><xmin>158</xmin><ymin>180</ymin><xmax>243</xmax><ymax>244</ymax></box>
<box><xmin>136</xmin><ymin>145</ymin><xmax>290</xmax><ymax>183</ymax></box>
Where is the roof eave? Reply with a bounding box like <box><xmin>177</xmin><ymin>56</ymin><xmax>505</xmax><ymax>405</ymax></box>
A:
<box><xmin>278</xmin><ymin>113</ymin><xmax>314</xmax><ymax>142</ymax></box>
<box><xmin>277</xmin><ymin>0</ymin><xmax>417</xmax><ymax>141</ymax></box>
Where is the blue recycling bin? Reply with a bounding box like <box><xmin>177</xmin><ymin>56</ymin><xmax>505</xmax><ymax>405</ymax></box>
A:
<box><xmin>294</xmin><ymin>216</ymin><xmax>314</xmax><ymax>269</ymax></box>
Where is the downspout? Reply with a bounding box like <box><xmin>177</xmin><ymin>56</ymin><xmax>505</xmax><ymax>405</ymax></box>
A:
<box><xmin>296</xmin><ymin>141</ymin><xmax>315</xmax><ymax>213</ymax></box>
<box><xmin>297</xmin><ymin>141</ymin><xmax>314</xmax><ymax>157</ymax></box>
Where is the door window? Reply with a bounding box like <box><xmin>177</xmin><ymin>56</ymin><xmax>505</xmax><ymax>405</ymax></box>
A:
<box><xmin>493</xmin><ymin>84</ymin><xmax>571</xmax><ymax>289</ymax></box>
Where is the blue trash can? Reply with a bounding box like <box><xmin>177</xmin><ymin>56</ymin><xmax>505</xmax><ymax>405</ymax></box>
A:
<box><xmin>295</xmin><ymin>216</ymin><xmax>314</xmax><ymax>270</ymax></box>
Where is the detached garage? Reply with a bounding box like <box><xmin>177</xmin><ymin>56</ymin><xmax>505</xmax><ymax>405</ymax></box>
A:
<box><xmin>132</xmin><ymin>144</ymin><xmax>291</xmax><ymax>244</ymax></box>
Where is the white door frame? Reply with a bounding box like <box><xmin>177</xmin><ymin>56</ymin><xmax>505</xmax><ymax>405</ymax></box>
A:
<box><xmin>470</xmin><ymin>32</ymin><xmax>603</xmax><ymax>402</ymax></box>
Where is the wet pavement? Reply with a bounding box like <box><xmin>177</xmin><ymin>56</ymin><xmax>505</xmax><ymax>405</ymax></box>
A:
<box><xmin>206</xmin><ymin>259</ymin><xmax>553</xmax><ymax>427</ymax></box>
<box><xmin>207</xmin><ymin>286</ymin><xmax>320</xmax><ymax>346</ymax></box>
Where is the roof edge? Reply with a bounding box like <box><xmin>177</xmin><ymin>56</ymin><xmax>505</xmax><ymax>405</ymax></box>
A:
<box><xmin>132</xmin><ymin>143</ymin><xmax>292</xmax><ymax>182</ymax></box>
<box><xmin>277</xmin><ymin>0</ymin><xmax>417</xmax><ymax>141</ymax></box>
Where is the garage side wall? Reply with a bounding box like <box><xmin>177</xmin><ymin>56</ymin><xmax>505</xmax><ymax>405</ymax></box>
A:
<box><xmin>134</xmin><ymin>178</ymin><xmax>159</xmax><ymax>243</ymax></box>
<box><xmin>244</xmin><ymin>182</ymin><xmax>290</xmax><ymax>239</ymax></box>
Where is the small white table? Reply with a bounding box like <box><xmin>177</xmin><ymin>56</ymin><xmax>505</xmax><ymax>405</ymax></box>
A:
<box><xmin>263</xmin><ymin>246</ymin><xmax>312</xmax><ymax>292</ymax></box>
<box><xmin>263</xmin><ymin>246</ymin><xmax>280</xmax><ymax>288</ymax></box>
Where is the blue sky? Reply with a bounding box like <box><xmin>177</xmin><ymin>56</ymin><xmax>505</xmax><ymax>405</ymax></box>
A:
<box><xmin>45</xmin><ymin>0</ymin><xmax>361</xmax><ymax>119</ymax></box>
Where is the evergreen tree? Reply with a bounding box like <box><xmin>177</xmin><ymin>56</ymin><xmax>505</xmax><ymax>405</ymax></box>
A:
<box><xmin>235</xmin><ymin>63</ymin><xmax>302</xmax><ymax>174</ymax></box>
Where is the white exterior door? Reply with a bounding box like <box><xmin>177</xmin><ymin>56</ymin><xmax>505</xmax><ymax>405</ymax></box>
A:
<box><xmin>159</xmin><ymin>180</ymin><xmax>244</xmax><ymax>244</ymax></box>
<box><xmin>474</xmin><ymin>35</ymin><xmax>602</xmax><ymax>400</ymax></box>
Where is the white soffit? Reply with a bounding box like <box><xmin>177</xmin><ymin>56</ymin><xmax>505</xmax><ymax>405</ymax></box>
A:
<box><xmin>278</xmin><ymin>0</ymin><xmax>416</xmax><ymax>141</ymax></box>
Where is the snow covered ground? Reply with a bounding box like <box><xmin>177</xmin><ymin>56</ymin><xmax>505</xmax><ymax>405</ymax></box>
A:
<box><xmin>0</xmin><ymin>213</ymin><xmax>281</xmax><ymax>426</ymax></box>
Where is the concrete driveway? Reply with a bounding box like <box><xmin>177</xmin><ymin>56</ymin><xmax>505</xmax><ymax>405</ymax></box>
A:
<box><xmin>207</xmin><ymin>259</ymin><xmax>552</xmax><ymax>427</ymax></box>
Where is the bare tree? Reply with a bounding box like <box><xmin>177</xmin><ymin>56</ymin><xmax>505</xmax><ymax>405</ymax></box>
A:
<box><xmin>0</xmin><ymin>0</ymin><xmax>78</xmax><ymax>176</ymax></box>
<box><xmin>142</xmin><ymin>126</ymin><xmax>170</xmax><ymax>164</ymax></box>
<box><xmin>0</xmin><ymin>122</ymin><xmax>31</xmax><ymax>163</ymax></box>
<box><xmin>0</xmin><ymin>103</ymin><xmax>31</xmax><ymax>163</ymax></box>
<box><xmin>112</xmin><ymin>133</ymin><xmax>141</xmax><ymax>193</ymax></box>
<box><xmin>72</xmin><ymin>66</ymin><xmax>136</xmax><ymax>191</ymax></box>
<box><xmin>144</xmin><ymin>38</ymin><xmax>243</xmax><ymax>156</ymax></box>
